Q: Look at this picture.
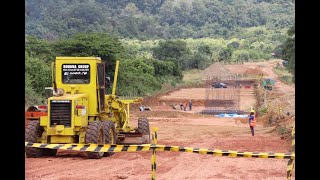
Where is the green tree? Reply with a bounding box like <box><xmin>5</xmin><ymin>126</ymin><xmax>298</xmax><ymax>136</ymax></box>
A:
<box><xmin>227</xmin><ymin>41</ymin><xmax>240</xmax><ymax>50</ymax></box>
<box><xmin>117</xmin><ymin>58</ymin><xmax>162</xmax><ymax>95</ymax></box>
<box><xmin>152</xmin><ymin>40</ymin><xmax>190</xmax><ymax>61</ymax></box>
<box><xmin>53</xmin><ymin>33</ymin><xmax>123</xmax><ymax>61</ymax></box>
<box><xmin>282</xmin><ymin>26</ymin><xmax>295</xmax><ymax>75</ymax></box>
<box><xmin>218</xmin><ymin>47</ymin><xmax>233</xmax><ymax>61</ymax></box>
<box><xmin>25</xmin><ymin>53</ymin><xmax>52</xmax><ymax>103</ymax></box>
<box><xmin>25</xmin><ymin>36</ymin><xmax>55</xmax><ymax>62</ymax></box>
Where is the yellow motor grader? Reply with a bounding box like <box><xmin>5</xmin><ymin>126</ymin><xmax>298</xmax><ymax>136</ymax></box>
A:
<box><xmin>25</xmin><ymin>57</ymin><xmax>151</xmax><ymax>159</ymax></box>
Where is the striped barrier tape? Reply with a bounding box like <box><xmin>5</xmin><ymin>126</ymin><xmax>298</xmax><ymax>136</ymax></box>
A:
<box><xmin>151</xmin><ymin>127</ymin><xmax>158</xmax><ymax>180</ymax></box>
<box><xmin>291</xmin><ymin>126</ymin><xmax>295</xmax><ymax>151</ymax></box>
<box><xmin>287</xmin><ymin>159</ymin><xmax>294</xmax><ymax>180</ymax></box>
<box><xmin>25</xmin><ymin>142</ymin><xmax>295</xmax><ymax>159</ymax></box>
<box><xmin>152</xmin><ymin>149</ymin><xmax>156</xmax><ymax>180</ymax></box>
<box><xmin>287</xmin><ymin>126</ymin><xmax>295</xmax><ymax>180</ymax></box>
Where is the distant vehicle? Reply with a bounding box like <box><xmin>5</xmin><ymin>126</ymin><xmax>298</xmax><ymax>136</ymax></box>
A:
<box><xmin>262</xmin><ymin>78</ymin><xmax>275</xmax><ymax>91</ymax></box>
<box><xmin>212</xmin><ymin>82</ymin><xmax>227</xmax><ymax>88</ymax></box>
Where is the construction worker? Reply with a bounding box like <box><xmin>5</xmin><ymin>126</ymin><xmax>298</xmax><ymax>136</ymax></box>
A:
<box><xmin>248</xmin><ymin>109</ymin><xmax>256</xmax><ymax>136</ymax></box>
<box><xmin>180</xmin><ymin>103</ymin><xmax>184</xmax><ymax>110</ymax></box>
<box><xmin>189</xmin><ymin>100</ymin><xmax>192</xmax><ymax>111</ymax></box>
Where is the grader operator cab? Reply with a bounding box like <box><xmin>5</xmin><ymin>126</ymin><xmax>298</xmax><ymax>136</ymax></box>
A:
<box><xmin>25</xmin><ymin>57</ymin><xmax>151</xmax><ymax>159</ymax></box>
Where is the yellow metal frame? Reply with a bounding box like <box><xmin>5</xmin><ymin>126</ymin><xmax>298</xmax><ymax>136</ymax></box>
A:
<box><xmin>55</xmin><ymin>57</ymin><xmax>101</xmax><ymax>116</ymax></box>
<box><xmin>39</xmin><ymin>57</ymin><xmax>144</xmax><ymax>144</ymax></box>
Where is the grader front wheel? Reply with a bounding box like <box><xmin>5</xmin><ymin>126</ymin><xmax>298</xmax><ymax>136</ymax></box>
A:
<box><xmin>25</xmin><ymin>120</ymin><xmax>45</xmax><ymax>158</ymax></box>
<box><xmin>85</xmin><ymin>121</ymin><xmax>105</xmax><ymax>159</ymax></box>
<box><xmin>103</xmin><ymin>120</ymin><xmax>117</xmax><ymax>157</ymax></box>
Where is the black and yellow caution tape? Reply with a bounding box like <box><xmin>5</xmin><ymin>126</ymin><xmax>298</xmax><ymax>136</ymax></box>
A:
<box><xmin>25</xmin><ymin>142</ymin><xmax>295</xmax><ymax>159</ymax></box>
<box><xmin>287</xmin><ymin>159</ymin><xmax>294</xmax><ymax>180</ymax></box>
<box><xmin>151</xmin><ymin>127</ymin><xmax>158</xmax><ymax>180</ymax></box>
<box><xmin>151</xmin><ymin>149</ymin><xmax>156</xmax><ymax>180</ymax></box>
<box><xmin>291</xmin><ymin>126</ymin><xmax>295</xmax><ymax>151</ymax></box>
<box><xmin>287</xmin><ymin>126</ymin><xmax>295</xmax><ymax>180</ymax></box>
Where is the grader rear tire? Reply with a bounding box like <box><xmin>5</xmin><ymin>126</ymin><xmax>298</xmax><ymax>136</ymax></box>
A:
<box><xmin>85</xmin><ymin>121</ymin><xmax>105</xmax><ymax>159</ymax></box>
<box><xmin>25</xmin><ymin>120</ymin><xmax>45</xmax><ymax>158</ymax></box>
<box><xmin>138</xmin><ymin>118</ymin><xmax>151</xmax><ymax>144</ymax></box>
<box><xmin>103</xmin><ymin>120</ymin><xmax>117</xmax><ymax>157</ymax></box>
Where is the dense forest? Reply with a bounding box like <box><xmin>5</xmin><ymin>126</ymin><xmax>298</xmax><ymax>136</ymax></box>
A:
<box><xmin>25</xmin><ymin>0</ymin><xmax>295</xmax><ymax>105</ymax></box>
<box><xmin>26</xmin><ymin>0</ymin><xmax>294</xmax><ymax>40</ymax></box>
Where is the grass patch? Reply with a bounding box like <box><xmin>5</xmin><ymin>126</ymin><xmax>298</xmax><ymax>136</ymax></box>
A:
<box><xmin>258</xmin><ymin>106</ymin><xmax>268</xmax><ymax>116</ymax></box>
<box><xmin>183</xmin><ymin>69</ymin><xmax>203</xmax><ymax>83</ymax></box>
<box><xmin>278</xmin><ymin>127</ymin><xmax>287</xmax><ymax>135</ymax></box>
<box><xmin>273</xmin><ymin>65</ymin><xmax>294</xmax><ymax>85</ymax></box>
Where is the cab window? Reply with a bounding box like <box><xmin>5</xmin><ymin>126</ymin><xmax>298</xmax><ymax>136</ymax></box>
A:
<box><xmin>62</xmin><ymin>64</ymin><xmax>90</xmax><ymax>84</ymax></box>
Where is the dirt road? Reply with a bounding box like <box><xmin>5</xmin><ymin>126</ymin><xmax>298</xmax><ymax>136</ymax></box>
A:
<box><xmin>25</xmin><ymin>60</ymin><xmax>295</xmax><ymax>180</ymax></box>
<box><xmin>225</xmin><ymin>59</ymin><xmax>295</xmax><ymax>95</ymax></box>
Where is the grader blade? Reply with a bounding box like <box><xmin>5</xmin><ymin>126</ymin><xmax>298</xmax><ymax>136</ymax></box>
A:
<box><xmin>117</xmin><ymin>132</ymin><xmax>150</xmax><ymax>145</ymax></box>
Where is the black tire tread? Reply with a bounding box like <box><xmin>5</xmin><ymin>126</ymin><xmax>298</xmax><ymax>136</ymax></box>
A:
<box><xmin>85</xmin><ymin>121</ymin><xmax>104</xmax><ymax>159</ymax></box>
<box><xmin>25</xmin><ymin>120</ymin><xmax>44</xmax><ymax>158</ymax></box>
<box><xmin>103</xmin><ymin>120</ymin><xmax>117</xmax><ymax>157</ymax></box>
<box><xmin>138</xmin><ymin>118</ymin><xmax>151</xmax><ymax>143</ymax></box>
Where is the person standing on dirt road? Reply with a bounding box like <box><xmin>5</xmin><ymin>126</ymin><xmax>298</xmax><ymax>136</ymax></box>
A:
<box><xmin>189</xmin><ymin>100</ymin><xmax>192</xmax><ymax>111</ymax></box>
<box><xmin>180</xmin><ymin>103</ymin><xmax>184</xmax><ymax>110</ymax></box>
<box><xmin>248</xmin><ymin>110</ymin><xmax>256</xmax><ymax>136</ymax></box>
<box><xmin>184</xmin><ymin>101</ymin><xmax>187</xmax><ymax>111</ymax></box>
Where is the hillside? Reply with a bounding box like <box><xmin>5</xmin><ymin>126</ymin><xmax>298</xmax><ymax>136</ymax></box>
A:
<box><xmin>25</xmin><ymin>0</ymin><xmax>295</xmax><ymax>40</ymax></box>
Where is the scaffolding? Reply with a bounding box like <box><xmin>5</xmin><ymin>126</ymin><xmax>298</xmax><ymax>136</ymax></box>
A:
<box><xmin>201</xmin><ymin>75</ymin><xmax>256</xmax><ymax>115</ymax></box>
